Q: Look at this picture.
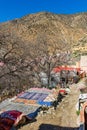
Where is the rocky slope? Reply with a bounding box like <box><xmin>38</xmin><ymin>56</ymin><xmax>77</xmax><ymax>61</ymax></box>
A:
<box><xmin>0</xmin><ymin>12</ymin><xmax>87</xmax><ymax>99</ymax></box>
<box><xmin>0</xmin><ymin>12</ymin><xmax>87</xmax><ymax>55</ymax></box>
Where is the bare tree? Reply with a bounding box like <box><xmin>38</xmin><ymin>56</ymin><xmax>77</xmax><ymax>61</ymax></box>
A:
<box><xmin>26</xmin><ymin>33</ymin><xmax>72</xmax><ymax>88</ymax></box>
<box><xmin>0</xmin><ymin>30</ymin><xmax>72</xmax><ymax>100</ymax></box>
<box><xmin>0</xmin><ymin>33</ymin><xmax>37</xmax><ymax>97</ymax></box>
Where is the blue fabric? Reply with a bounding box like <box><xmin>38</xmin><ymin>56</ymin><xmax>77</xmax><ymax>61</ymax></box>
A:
<box><xmin>26</xmin><ymin>107</ymin><xmax>41</xmax><ymax>119</ymax></box>
<box><xmin>18</xmin><ymin>92</ymin><xmax>29</xmax><ymax>98</ymax></box>
<box><xmin>79</xmin><ymin>124</ymin><xmax>84</xmax><ymax>130</ymax></box>
<box><xmin>27</xmin><ymin>111</ymin><xmax>37</xmax><ymax>119</ymax></box>
<box><xmin>38</xmin><ymin>101</ymin><xmax>52</xmax><ymax>106</ymax></box>
<box><xmin>18</xmin><ymin>92</ymin><xmax>48</xmax><ymax>101</ymax></box>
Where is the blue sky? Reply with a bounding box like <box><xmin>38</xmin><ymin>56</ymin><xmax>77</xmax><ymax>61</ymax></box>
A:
<box><xmin>0</xmin><ymin>0</ymin><xmax>87</xmax><ymax>22</ymax></box>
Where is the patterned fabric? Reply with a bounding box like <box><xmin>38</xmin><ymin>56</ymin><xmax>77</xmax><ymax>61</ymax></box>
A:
<box><xmin>0</xmin><ymin>118</ymin><xmax>14</xmax><ymax>130</ymax></box>
<box><xmin>18</xmin><ymin>92</ymin><xmax>48</xmax><ymax>100</ymax></box>
<box><xmin>0</xmin><ymin>110</ymin><xmax>22</xmax><ymax>121</ymax></box>
<box><xmin>0</xmin><ymin>110</ymin><xmax>23</xmax><ymax>130</ymax></box>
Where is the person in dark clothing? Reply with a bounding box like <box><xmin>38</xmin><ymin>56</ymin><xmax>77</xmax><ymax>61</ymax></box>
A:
<box><xmin>53</xmin><ymin>100</ymin><xmax>57</xmax><ymax>110</ymax></box>
<box><xmin>57</xmin><ymin>93</ymin><xmax>63</xmax><ymax>102</ymax></box>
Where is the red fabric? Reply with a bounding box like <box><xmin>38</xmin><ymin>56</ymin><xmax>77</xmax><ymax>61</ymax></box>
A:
<box><xmin>0</xmin><ymin>118</ymin><xmax>14</xmax><ymax>130</ymax></box>
<box><xmin>0</xmin><ymin>110</ymin><xmax>23</xmax><ymax>129</ymax></box>
<box><xmin>59</xmin><ymin>89</ymin><xmax>66</xmax><ymax>94</ymax></box>
<box><xmin>0</xmin><ymin>110</ymin><xmax>22</xmax><ymax>121</ymax></box>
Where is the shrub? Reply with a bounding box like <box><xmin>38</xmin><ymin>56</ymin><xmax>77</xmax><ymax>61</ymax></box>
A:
<box><xmin>76</xmin><ymin>110</ymin><xmax>80</xmax><ymax>116</ymax></box>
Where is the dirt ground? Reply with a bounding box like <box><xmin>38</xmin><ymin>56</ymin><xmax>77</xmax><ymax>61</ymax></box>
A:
<box><xmin>18</xmin><ymin>82</ymin><xmax>82</xmax><ymax>130</ymax></box>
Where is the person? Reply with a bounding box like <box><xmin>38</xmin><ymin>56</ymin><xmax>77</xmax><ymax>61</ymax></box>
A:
<box><xmin>79</xmin><ymin>124</ymin><xmax>84</xmax><ymax>130</ymax></box>
<box><xmin>57</xmin><ymin>93</ymin><xmax>63</xmax><ymax>102</ymax></box>
<box><xmin>53</xmin><ymin>100</ymin><xmax>57</xmax><ymax>110</ymax></box>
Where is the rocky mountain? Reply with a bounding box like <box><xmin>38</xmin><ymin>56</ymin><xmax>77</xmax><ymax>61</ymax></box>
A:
<box><xmin>0</xmin><ymin>12</ymin><xmax>87</xmax><ymax>56</ymax></box>
<box><xmin>0</xmin><ymin>12</ymin><xmax>87</xmax><ymax>100</ymax></box>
